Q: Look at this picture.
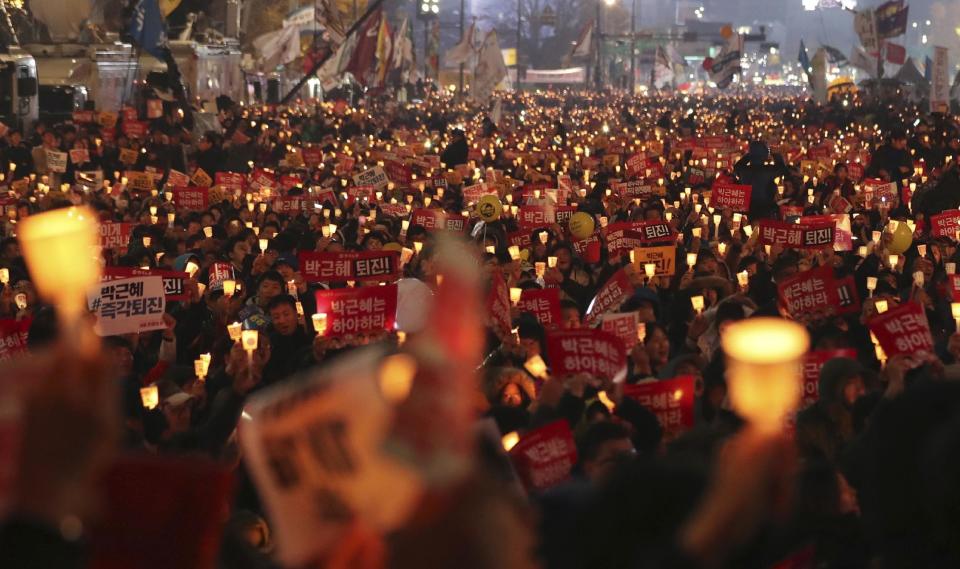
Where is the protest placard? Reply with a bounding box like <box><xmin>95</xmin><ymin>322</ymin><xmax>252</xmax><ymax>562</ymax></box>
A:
<box><xmin>314</xmin><ymin>284</ymin><xmax>398</xmax><ymax>337</ymax></box>
<box><xmin>88</xmin><ymin>276</ymin><xmax>166</xmax><ymax>336</ymax></box>
<box><xmin>518</xmin><ymin>288</ymin><xmax>562</xmax><ymax>328</ymax></box>
<box><xmin>632</xmin><ymin>245</ymin><xmax>677</xmax><ymax>276</ymax></box>
<box><xmin>509</xmin><ymin>420</ymin><xmax>578</xmax><ymax>493</ymax></box>
<box><xmin>622</xmin><ymin>376</ymin><xmax>696</xmax><ymax>439</ymax></box>
<box><xmin>546</xmin><ymin>328</ymin><xmax>627</xmax><ymax>381</ymax></box>
<box><xmin>584</xmin><ymin>269</ymin><xmax>634</xmax><ymax>326</ymax></box>
<box><xmin>868</xmin><ymin>302</ymin><xmax>934</xmax><ymax>357</ymax></box>
<box><xmin>299</xmin><ymin>251</ymin><xmax>400</xmax><ymax>283</ymax></box>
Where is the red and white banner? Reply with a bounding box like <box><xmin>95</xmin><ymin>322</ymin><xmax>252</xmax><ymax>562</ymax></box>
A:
<box><xmin>462</xmin><ymin>182</ymin><xmax>497</xmax><ymax>204</ymax></box>
<box><xmin>605</xmin><ymin>221</ymin><xmax>675</xmax><ymax>255</ymax></box>
<box><xmin>584</xmin><ymin>269</ymin><xmax>634</xmax><ymax>326</ymax></box>
<box><xmin>314</xmin><ymin>284</ymin><xmax>398</xmax><ymax>337</ymax></box>
<box><xmin>215</xmin><ymin>172</ymin><xmax>246</xmax><ymax>193</ymax></box>
<box><xmin>804</xmin><ymin>214</ymin><xmax>853</xmax><ymax>251</ymax></box>
<box><xmin>208</xmin><ymin>262</ymin><xmax>235</xmax><ymax>291</ymax></box>
<box><xmin>800</xmin><ymin>349</ymin><xmax>858</xmax><ymax>409</ymax></box>
<box><xmin>610</xmin><ymin>180</ymin><xmax>656</xmax><ymax>200</ymax></box>
<box><xmin>299</xmin><ymin>251</ymin><xmax>400</xmax><ymax>283</ymax></box>
<box><xmin>486</xmin><ymin>272</ymin><xmax>512</xmax><ymax>339</ymax></box>
<box><xmin>508</xmin><ymin>420</ymin><xmax>578</xmax><ymax>493</ymax></box>
<box><xmin>518</xmin><ymin>288</ymin><xmax>562</xmax><ymax>328</ymax></box>
<box><xmin>98</xmin><ymin>222</ymin><xmax>133</xmax><ymax>252</ymax></box>
<box><xmin>862</xmin><ymin>178</ymin><xmax>898</xmax><ymax>207</ymax></box>
<box><xmin>757</xmin><ymin>219</ymin><xmax>835</xmax><ymax>249</ymax></box>
<box><xmin>546</xmin><ymin>329</ymin><xmax>627</xmax><ymax>381</ymax></box>
<box><xmin>572</xmin><ymin>234</ymin><xmax>602</xmax><ymax>264</ymax></box>
<box><xmin>0</xmin><ymin>318</ymin><xmax>30</xmax><ymax>360</ymax></box>
<box><xmin>622</xmin><ymin>375</ymin><xmax>696</xmax><ymax>439</ymax></box>
<box><xmin>410</xmin><ymin>209</ymin><xmax>468</xmax><ymax>232</ymax></box>
<box><xmin>930</xmin><ymin>209</ymin><xmax>960</xmax><ymax>238</ymax></box>
<box><xmin>518</xmin><ymin>205</ymin><xmax>576</xmax><ymax>229</ymax></box>
<box><xmin>600</xmin><ymin>311</ymin><xmax>639</xmax><ymax>350</ymax></box>
<box><xmin>777</xmin><ymin>265</ymin><xmax>839</xmax><ymax>319</ymax></box>
<box><xmin>273</xmin><ymin>196</ymin><xmax>315</xmax><ymax>214</ymax></box>
<box><xmin>868</xmin><ymin>302</ymin><xmax>934</xmax><ymax>357</ymax></box>
<box><xmin>103</xmin><ymin>267</ymin><xmax>191</xmax><ymax>302</ymax></box>
<box><xmin>710</xmin><ymin>182</ymin><xmax>752</xmax><ymax>212</ymax></box>
<box><xmin>172</xmin><ymin>186</ymin><xmax>209</xmax><ymax>211</ymax></box>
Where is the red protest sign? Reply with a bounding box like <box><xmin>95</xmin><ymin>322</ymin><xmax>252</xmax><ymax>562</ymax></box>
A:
<box><xmin>208</xmin><ymin>262</ymin><xmax>235</xmax><ymax>291</ymax></box>
<box><xmin>273</xmin><ymin>196</ymin><xmax>314</xmax><ymax>214</ymax></box>
<box><xmin>572</xmin><ymin>234</ymin><xmax>602</xmax><ymax>264</ymax></box>
<box><xmin>950</xmin><ymin>275</ymin><xmax>960</xmax><ymax>301</ymax></box>
<box><xmin>302</xmin><ymin>147</ymin><xmax>323</xmax><ymax>167</ymax></box>
<box><xmin>780</xmin><ymin>205</ymin><xmax>805</xmax><ymax>219</ymax></box>
<box><xmin>777</xmin><ymin>265</ymin><xmax>839</xmax><ymax>319</ymax></box>
<box><xmin>862</xmin><ymin>178</ymin><xmax>898</xmax><ymax>207</ymax></box>
<box><xmin>463</xmin><ymin>182</ymin><xmax>496</xmax><ymax>204</ymax></box>
<box><xmin>122</xmin><ymin>120</ymin><xmax>148</xmax><ymax>139</ymax></box>
<box><xmin>103</xmin><ymin>267</ymin><xmax>191</xmax><ymax>302</ymax></box>
<box><xmin>347</xmin><ymin>185</ymin><xmax>374</xmax><ymax>201</ymax></box>
<box><xmin>930</xmin><ymin>209</ymin><xmax>960</xmax><ymax>238</ymax></box>
<box><xmin>835</xmin><ymin>275</ymin><xmax>862</xmax><ymax>316</ymax></box>
<box><xmin>600</xmin><ymin>311</ymin><xmax>639</xmax><ymax>350</ymax></box>
<box><xmin>0</xmin><ymin>318</ymin><xmax>31</xmax><ymax>360</ymax></box>
<box><xmin>800</xmin><ymin>349</ymin><xmax>858</xmax><ymax>409</ymax></box>
<box><xmin>518</xmin><ymin>288</ymin><xmax>562</xmax><ymax>328</ymax></box>
<box><xmin>215</xmin><ymin>172</ymin><xmax>245</xmax><ymax>192</ymax></box>
<box><xmin>868</xmin><ymin>302</ymin><xmax>934</xmax><ymax>357</ymax></box>
<box><xmin>847</xmin><ymin>162</ymin><xmax>865</xmax><ymax>182</ymax></box>
<box><xmin>379</xmin><ymin>203</ymin><xmax>408</xmax><ymax>217</ymax></box>
<box><xmin>409</xmin><ymin>208</ymin><xmax>466</xmax><ymax>232</ymax></box>
<box><xmin>611</xmin><ymin>180</ymin><xmax>656</xmax><ymax>200</ymax></box>
<box><xmin>584</xmin><ymin>269</ymin><xmax>634</xmax><ymax>326</ymax></box>
<box><xmin>518</xmin><ymin>205</ymin><xmax>576</xmax><ymax>230</ymax></box>
<box><xmin>711</xmin><ymin>182</ymin><xmax>752</xmax><ymax>212</ymax></box>
<box><xmin>622</xmin><ymin>375</ymin><xmax>696</xmax><ymax>439</ymax></box>
<box><xmin>98</xmin><ymin>222</ymin><xmax>133</xmax><ymax>252</ymax></box>
<box><xmin>624</xmin><ymin>152</ymin><xmax>647</xmax><ymax>177</ymax></box>
<box><xmin>507</xmin><ymin>230</ymin><xmax>533</xmax><ymax>250</ymax></box>
<box><xmin>605</xmin><ymin>221</ymin><xmax>675</xmax><ymax>255</ymax></box>
<box><xmin>384</xmin><ymin>160</ymin><xmax>412</xmax><ymax>188</ymax></box>
<box><xmin>172</xmin><ymin>186</ymin><xmax>209</xmax><ymax>211</ymax></box>
<box><xmin>508</xmin><ymin>420</ymin><xmax>578</xmax><ymax>493</ymax></box>
<box><xmin>546</xmin><ymin>329</ymin><xmax>627</xmax><ymax>381</ymax></box>
<box><xmin>313</xmin><ymin>284</ymin><xmax>398</xmax><ymax>337</ymax></box>
<box><xmin>299</xmin><ymin>251</ymin><xmax>400</xmax><ymax>282</ymax></box>
<box><xmin>757</xmin><ymin>219</ymin><xmax>835</xmax><ymax>249</ymax></box>
<box><xmin>486</xmin><ymin>271</ymin><xmax>512</xmax><ymax>339</ymax></box>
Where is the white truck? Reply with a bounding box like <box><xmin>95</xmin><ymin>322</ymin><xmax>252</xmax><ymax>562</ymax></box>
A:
<box><xmin>0</xmin><ymin>47</ymin><xmax>39</xmax><ymax>130</ymax></box>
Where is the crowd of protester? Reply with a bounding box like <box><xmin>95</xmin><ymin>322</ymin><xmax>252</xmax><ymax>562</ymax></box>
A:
<box><xmin>1</xmin><ymin>86</ymin><xmax>960</xmax><ymax>569</ymax></box>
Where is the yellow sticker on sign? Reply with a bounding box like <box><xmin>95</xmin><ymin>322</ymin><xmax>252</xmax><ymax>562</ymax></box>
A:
<box><xmin>191</xmin><ymin>168</ymin><xmax>213</xmax><ymax>187</ymax></box>
<box><xmin>632</xmin><ymin>245</ymin><xmax>676</xmax><ymax>277</ymax></box>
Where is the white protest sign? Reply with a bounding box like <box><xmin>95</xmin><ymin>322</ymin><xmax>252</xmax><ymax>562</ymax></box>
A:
<box><xmin>87</xmin><ymin>276</ymin><xmax>166</xmax><ymax>336</ymax></box>
<box><xmin>239</xmin><ymin>347</ymin><xmax>422</xmax><ymax>567</ymax></box>
<box><xmin>45</xmin><ymin>149</ymin><xmax>68</xmax><ymax>173</ymax></box>
<box><xmin>352</xmin><ymin>166</ymin><xmax>389</xmax><ymax>191</ymax></box>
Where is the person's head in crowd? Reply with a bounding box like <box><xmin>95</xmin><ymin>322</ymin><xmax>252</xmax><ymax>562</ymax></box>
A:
<box><xmin>643</xmin><ymin>323</ymin><xmax>671</xmax><ymax>373</ymax></box>
<box><xmin>560</xmin><ymin>299</ymin><xmax>581</xmax><ymax>329</ymax></box>
<box><xmin>579</xmin><ymin>421</ymin><xmax>634</xmax><ymax>484</ymax></box>
<box><xmin>224</xmin><ymin>235</ymin><xmax>250</xmax><ymax>268</ymax></box>
<box><xmin>267</xmin><ymin>294</ymin><xmax>300</xmax><ymax>337</ymax></box>
<box><xmin>103</xmin><ymin>335</ymin><xmax>135</xmax><ymax>380</ymax></box>
<box><xmin>256</xmin><ymin>271</ymin><xmax>285</xmax><ymax>308</ymax></box>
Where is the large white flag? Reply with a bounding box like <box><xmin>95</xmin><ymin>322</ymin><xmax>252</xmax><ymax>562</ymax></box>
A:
<box><xmin>570</xmin><ymin>21</ymin><xmax>593</xmax><ymax>59</ymax></box>
<box><xmin>812</xmin><ymin>48</ymin><xmax>828</xmax><ymax>104</ymax></box>
<box><xmin>931</xmin><ymin>46</ymin><xmax>950</xmax><ymax>113</ymax></box>
<box><xmin>850</xmin><ymin>46</ymin><xmax>878</xmax><ymax>78</ymax></box>
<box><xmin>854</xmin><ymin>9</ymin><xmax>880</xmax><ymax>54</ymax></box>
<box><xmin>445</xmin><ymin>22</ymin><xmax>476</xmax><ymax>66</ymax></box>
<box><xmin>709</xmin><ymin>34</ymin><xmax>742</xmax><ymax>89</ymax></box>
<box><xmin>392</xmin><ymin>17</ymin><xmax>414</xmax><ymax>71</ymax></box>
<box><xmin>254</xmin><ymin>25</ymin><xmax>301</xmax><ymax>68</ymax></box>
<box><xmin>472</xmin><ymin>30</ymin><xmax>508</xmax><ymax>104</ymax></box>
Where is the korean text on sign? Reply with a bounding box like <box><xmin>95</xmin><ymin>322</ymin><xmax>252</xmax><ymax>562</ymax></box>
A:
<box><xmin>314</xmin><ymin>284</ymin><xmax>398</xmax><ymax>337</ymax></box>
<box><xmin>622</xmin><ymin>375</ymin><xmax>695</xmax><ymax>439</ymax></box>
<box><xmin>546</xmin><ymin>329</ymin><xmax>627</xmax><ymax>381</ymax></box>
<box><xmin>88</xmin><ymin>276</ymin><xmax>166</xmax><ymax>336</ymax></box>
<box><xmin>299</xmin><ymin>251</ymin><xmax>400</xmax><ymax>283</ymax></box>
<box><xmin>509</xmin><ymin>420</ymin><xmax>578</xmax><ymax>493</ymax></box>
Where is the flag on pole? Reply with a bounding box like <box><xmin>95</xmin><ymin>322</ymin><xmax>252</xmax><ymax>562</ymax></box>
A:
<box><xmin>822</xmin><ymin>45</ymin><xmax>849</xmax><ymax>67</ymax></box>
<box><xmin>472</xmin><ymin>30</ymin><xmax>508</xmax><ymax>104</ymax></box>
<box><xmin>391</xmin><ymin>17</ymin><xmax>413</xmax><ymax>71</ymax></box>
<box><xmin>373</xmin><ymin>12</ymin><xmax>392</xmax><ymax>86</ymax></box>
<box><xmin>653</xmin><ymin>46</ymin><xmax>674</xmax><ymax>88</ymax></box>
<box><xmin>445</xmin><ymin>22</ymin><xmax>476</xmax><ymax>67</ymax></box>
<box><xmin>812</xmin><ymin>47</ymin><xmax>828</xmax><ymax>104</ymax></box>
<box><xmin>799</xmin><ymin>39</ymin><xmax>812</xmax><ymax>86</ymax></box>
<box><xmin>885</xmin><ymin>41</ymin><xmax>906</xmax><ymax>65</ymax></box>
<box><xmin>854</xmin><ymin>9</ymin><xmax>880</xmax><ymax>54</ymax></box>
<box><xmin>665</xmin><ymin>44</ymin><xmax>688</xmax><ymax>68</ymax></box>
<box><xmin>315</xmin><ymin>0</ymin><xmax>347</xmax><ymax>46</ymax></box>
<box><xmin>253</xmin><ymin>25</ymin><xmax>301</xmax><ymax>69</ymax></box>
<box><xmin>709</xmin><ymin>33</ymin><xmax>742</xmax><ymax>89</ymax></box>
<box><xmin>570</xmin><ymin>20</ymin><xmax>593</xmax><ymax>59</ymax></box>
<box><xmin>427</xmin><ymin>19</ymin><xmax>440</xmax><ymax>79</ymax></box>
<box><xmin>128</xmin><ymin>0</ymin><xmax>168</xmax><ymax>59</ymax></box>
<box><xmin>850</xmin><ymin>46</ymin><xmax>878</xmax><ymax>78</ymax></box>
<box><xmin>344</xmin><ymin>7</ymin><xmax>382</xmax><ymax>85</ymax></box>
<box><xmin>875</xmin><ymin>0</ymin><xmax>909</xmax><ymax>39</ymax></box>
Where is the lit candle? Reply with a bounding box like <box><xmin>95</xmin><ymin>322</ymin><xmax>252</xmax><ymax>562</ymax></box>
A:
<box><xmin>888</xmin><ymin>255</ymin><xmax>899</xmax><ymax>271</ymax></box>
<box><xmin>259</xmin><ymin>238</ymin><xmax>268</xmax><ymax>253</ymax></box>
<box><xmin>947</xmin><ymin>263</ymin><xmax>956</xmax><ymax>275</ymax></box>
<box><xmin>140</xmin><ymin>385</ymin><xmax>159</xmax><ymax>410</ymax></box>
<box><xmin>524</xmin><ymin>354</ymin><xmax>548</xmax><ymax>378</ymax></box>
<box><xmin>508</xmin><ymin>245</ymin><xmax>521</xmax><ymax>261</ymax></box>
<box><xmin>501</xmin><ymin>431</ymin><xmax>520</xmax><ymax>452</ymax></box>
<box><xmin>737</xmin><ymin>271</ymin><xmax>749</xmax><ymax>289</ymax></box>
<box><xmin>644</xmin><ymin>263</ymin><xmax>656</xmax><ymax>278</ymax></box>
<box><xmin>0</xmin><ymin>268</ymin><xmax>8</xmax><ymax>285</ymax></box>
<box><xmin>509</xmin><ymin>287</ymin><xmax>522</xmax><ymax>305</ymax></box>
<box><xmin>241</xmin><ymin>329</ymin><xmax>258</xmax><ymax>352</ymax></box>
<box><xmin>875</xmin><ymin>299</ymin><xmax>888</xmax><ymax>314</ymax></box>
<box><xmin>721</xmin><ymin>317</ymin><xmax>810</xmax><ymax>432</ymax></box>
<box><xmin>535</xmin><ymin>262</ymin><xmax>546</xmax><ymax>278</ymax></box>
<box><xmin>952</xmin><ymin>303</ymin><xmax>960</xmax><ymax>331</ymax></box>
<box><xmin>690</xmin><ymin>295</ymin><xmax>704</xmax><ymax>314</ymax></box>
<box><xmin>223</xmin><ymin>279</ymin><xmax>237</xmax><ymax>297</ymax></box>
<box><xmin>686</xmin><ymin>252</ymin><xmax>698</xmax><ymax>269</ymax></box>
<box><xmin>312</xmin><ymin>313</ymin><xmax>328</xmax><ymax>335</ymax></box>
<box><xmin>636</xmin><ymin>322</ymin><xmax>646</xmax><ymax>343</ymax></box>
<box><xmin>548</xmin><ymin>256</ymin><xmax>558</xmax><ymax>268</ymax></box>
<box><xmin>18</xmin><ymin>206</ymin><xmax>100</xmax><ymax>333</ymax></box>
